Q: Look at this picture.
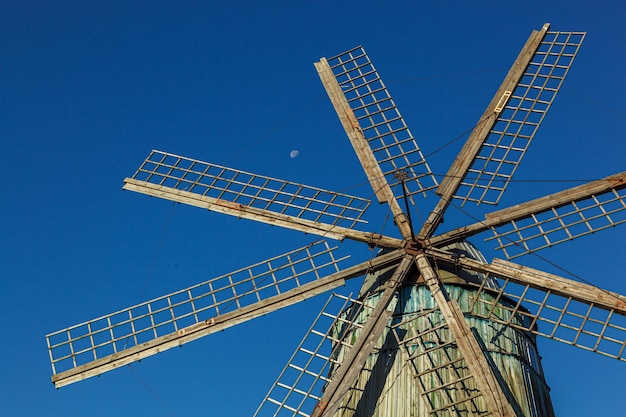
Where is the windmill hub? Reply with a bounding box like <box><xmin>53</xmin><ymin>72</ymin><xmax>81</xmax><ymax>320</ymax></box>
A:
<box><xmin>402</xmin><ymin>238</ymin><xmax>424</xmax><ymax>255</ymax></box>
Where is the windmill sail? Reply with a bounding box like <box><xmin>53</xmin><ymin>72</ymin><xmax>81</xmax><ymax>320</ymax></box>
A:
<box><xmin>315</xmin><ymin>47</ymin><xmax>438</xmax><ymax>203</ymax></box>
<box><xmin>437</xmin><ymin>24</ymin><xmax>585</xmax><ymax>206</ymax></box>
<box><xmin>48</xmin><ymin>242</ymin><xmax>347</xmax><ymax>388</ymax></box>
<box><xmin>123</xmin><ymin>150</ymin><xmax>373</xmax><ymax>241</ymax></box>
<box><xmin>47</xmin><ymin>243</ymin><xmax>405</xmax><ymax>389</ymax></box>
<box><xmin>429</xmin><ymin>249</ymin><xmax>626</xmax><ymax>361</ymax></box>
<box><xmin>484</xmin><ymin>172</ymin><xmax>626</xmax><ymax>258</ymax></box>
<box><xmin>253</xmin><ymin>293</ymin><xmax>369</xmax><ymax>417</ymax></box>
<box><xmin>429</xmin><ymin>171</ymin><xmax>626</xmax><ymax>259</ymax></box>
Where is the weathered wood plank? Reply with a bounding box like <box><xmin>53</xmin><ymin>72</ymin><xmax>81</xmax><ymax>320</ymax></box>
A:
<box><xmin>428</xmin><ymin>248</ymin><xmax>626</xmax><ymax>314</ymax></box>
<box><xmin>123</xmin><ymin>178</ymin><xmax>404</xmax><ymax>249</ymax></box>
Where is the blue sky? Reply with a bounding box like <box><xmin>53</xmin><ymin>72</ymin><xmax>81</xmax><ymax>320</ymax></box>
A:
<box><xmin>1</xmin><ymin>1</ymin><xmax>625</xmax><ymax>416</ymax></box>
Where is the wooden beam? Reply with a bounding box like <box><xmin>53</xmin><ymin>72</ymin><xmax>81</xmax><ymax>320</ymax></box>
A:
<box><xmin>419</xmin><ymin>24</ymin><xmax>550</xmax><ymax>240</ymax></box>
<box><xmin>427</xmin><ymin>248</ymin><xmax>626</xmax><ymax>314</ymax></box>
<box><xmin>51</xmin><ymin>249</ymin><xmax>405</xmax><ymax>388</ymax></box>
<box><xmin>315</xmin><ymin>58</ymin><xmax>413</xmax><ymax>240</ymax></box>
<box><xmin>428</xmin><ymin>170</ymin><xmax>626</xmax><ymax>248</ymax></box>
<box><xmin>123</xmin><ymin>178</ymin><xmax>404</xmax><ymax>249</ymax></box>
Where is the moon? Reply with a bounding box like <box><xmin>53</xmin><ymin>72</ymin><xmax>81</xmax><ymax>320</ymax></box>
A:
<box><xmin>290</xmin><ymin>149</ymin><xmax>300</xmax><ymax>158</ymax></box>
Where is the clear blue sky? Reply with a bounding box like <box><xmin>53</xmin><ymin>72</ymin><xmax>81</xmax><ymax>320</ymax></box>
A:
<box><xmin>1</xmin><ymin>1</ymin><xmax>624</xmax><ymax>416</ymax></box>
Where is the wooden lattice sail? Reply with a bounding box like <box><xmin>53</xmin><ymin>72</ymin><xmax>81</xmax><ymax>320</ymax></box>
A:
<box><xmin>47</xmin><ymin>24</ymin><xmax>626</xmax><ymax>417</ymax></box>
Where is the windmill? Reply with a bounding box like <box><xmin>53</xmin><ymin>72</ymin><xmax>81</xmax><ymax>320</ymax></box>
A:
<box><xmin>46</xmin><ymin>23</ymin><xmax>626</xmax><ymax>416</ymax></box>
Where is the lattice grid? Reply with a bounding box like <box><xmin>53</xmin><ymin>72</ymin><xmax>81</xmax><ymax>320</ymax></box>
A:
<box><xmin>466</xmin><ymin>275</ymin><xmax>626</xmax><ymax>362</ymax></box>
<box><xmin>254</xmin><ymin>293</ymin><xmax>371</xmax><ymax>417</ymax></box>
<box><xmin>326</xmin><ymin>46</ymin><xmax>438</xmax><ymax>200</ymax></box>
<box><xmin>486</xmin><ymin>185</ymin><xmax>626</xmax><ymax>259</ymax></box>
<box><xmin>128</xmin><ymin>150</ymin><xmax>371</xmax><ymax>228</ymax></box>
<box><xmin>455</xmin><ymin>30</ymin><xmax>586</xmax><ymax>205</ymax></box>
<box><xmin>46</xmin><ymin>241</ymin><xmax>347</xmax><ymax>376</ymax></box>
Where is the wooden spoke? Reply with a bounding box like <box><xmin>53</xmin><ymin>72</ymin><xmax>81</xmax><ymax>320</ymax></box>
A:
<box><xmin>429</xmin><ymin>171</ymin><xmax>626</xmax><ymax>258</ymax></box>
<box><xmin>311</xmin><ymin>255</ymin><xmax>414</xmax><ymax>417</ymax></box>
<box><xmin>414</xmin><ymin>253</ymin><xmax>520</xmax><ymax>416</ymax></box>
<box><xmin>125</xmin><ymin>176</ymin><xmax>403</xmax><ymax>248</ymax></box>
<box><xmin>428</xmin><ymin>248</ymin><xmax>626</xmax><ymax>362</ymax></box>
<box><xmin>47</xmin><ymin>246</ymin><xmax>405</xmax><ymax>388</ymax></box>
<box><xmin>420</xmin><ymin>24</ymin><xmax>586</xmax><ymax>238</ymax></box>
<box><xmin>123</xmin><ymin>150</ymin><xmax>375</xmax><ymax>240</ymax></box>
<box><xmin>315</xmin><ymin>47</ymin><xmax>437</xmax><ymax>239</ymax></box>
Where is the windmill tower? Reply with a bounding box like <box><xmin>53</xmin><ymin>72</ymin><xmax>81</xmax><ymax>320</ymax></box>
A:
<box><xmin>46</xmin><ymin>23</ymin><xmax>626</xmax><ymax>417</ymax></box>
